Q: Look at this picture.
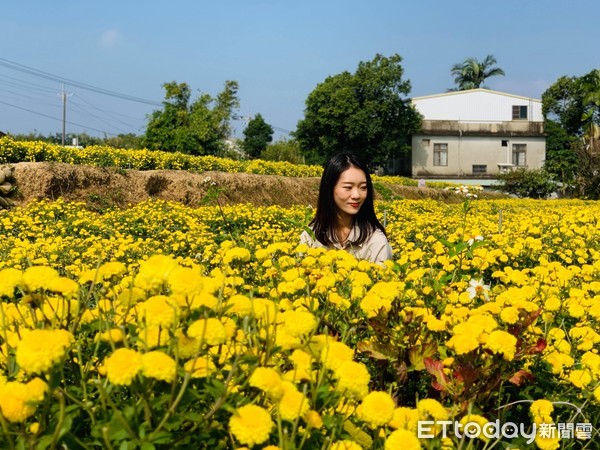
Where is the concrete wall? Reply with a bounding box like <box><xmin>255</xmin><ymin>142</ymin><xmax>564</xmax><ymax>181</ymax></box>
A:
<box><xmin>412</xmin><ymin>134</ymin><xmax>546</xmax><ymax>177</ymax></box>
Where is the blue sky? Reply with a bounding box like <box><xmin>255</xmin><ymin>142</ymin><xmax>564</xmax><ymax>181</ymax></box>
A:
<box><xmin>1</xmin><ymin>0</ymin><xmax>598</xmax><ymax>140</ymax></box>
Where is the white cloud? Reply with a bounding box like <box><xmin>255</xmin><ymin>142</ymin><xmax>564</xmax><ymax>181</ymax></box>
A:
<box><xmin>100</xmin><ymin>29</ymin><xmax>121</xmax><ymax>48</ymax></box>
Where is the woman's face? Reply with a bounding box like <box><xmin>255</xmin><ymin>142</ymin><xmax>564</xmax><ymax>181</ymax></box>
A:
<box><xmin>333</xmin><ymin>166</ymin><xmax>368</xmax><ymax>221</ymax></box>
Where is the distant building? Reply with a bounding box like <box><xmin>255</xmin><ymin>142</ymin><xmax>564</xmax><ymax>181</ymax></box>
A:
<box><xmin>411</xmin><ymin>89</ymin><xmax>545</xmax><ymax>181</ymax></box>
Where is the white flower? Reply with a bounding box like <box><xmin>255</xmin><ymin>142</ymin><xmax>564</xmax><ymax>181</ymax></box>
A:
<box><xmin>467</xmin><ymin>235</ymin><xmax>484</xmax><ymax>246</ymax></box>
<box><xmin>466</xmin><ymin>278</ymin><xmax>490</xmax><ymax>301</ymax></box>
<box><xmin>202</xmin><ymin>176</ymin><xmax>217</xmax><ymax>186</ymax></box>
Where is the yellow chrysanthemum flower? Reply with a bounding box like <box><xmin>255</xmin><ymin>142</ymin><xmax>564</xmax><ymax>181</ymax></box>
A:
<box><xmin>104</xmin><ymin>348</ymin><xmax>143</xmax><ymax>386</ymax></box>
<box><xmin>385</xmin><ymin>429</ymin><xmax>421</xmax><ymax>450</ymax></box>
<box><xmin>0</xmin><ymin>268</ymin><xmax>23</xmax><ymax>297</ymax></box>
<box><xmin>388</xmin><ymin>407</ymin><xmax>419</xmax><ymax>432</ymax></box>
<box><xmin>174</xmin><ymin>330</ymin><xmax>200</xmax><ymax>359</ymax></box>
<box><xmin>304</xmin><ymin>410</ymin><xmax>323</xmax><ymax>429</ymax></box>
<box><xmin>446</xmin><ymin>332</ymin><xmax>479</xmax><ymax>355</ymax></box>
<box><xmin>141</xmin><ymin>351</ymin><xmax>177</xmax><ymax>382</ymax></box>
<box><xmin>47</xmin><ymin>277</ymin><xmax>79</xmax><ymax>297</ymax></box>
<box><xmin>98</xmin><ymin>261</ymin><xmax>127</xmax><ymax>280</ymax></box>
<box><xmin>225</xmin><ymin>294</ymin><xmax>252</xmax><ymax>316</ymax></box>
<box><xmin>530</xmin><ymin>399</ymin><xmax>554</xmax><ymax>422</ymax></box>
<box><xmin>417</xmin><ymin>398</ymin><xmax>448</xmax><ymax>421</ymax></box>
<box><xmin>95</xmin><ymin>328</ymin><xmax>125</xmax><ymax>343</ymax></box>
<box><xmin>22</xmin><ymin>266</ymin><xmax>60</xmax><ymax>291</ymax></box>
<box><xmin>183</xmin><ymin>357</ymin><xmax>216</xmax><ymax>378</ymax></box>
<box><xmin>115</xmin><ymin>286</ymin><xmax>147</xmax><ymax>307</ymax></box>
<box><xmin>138</xmin><ymin>295</ymin><xmax>177</xmax><ymax>328</ymax></box>
<box><xmin>330</xmin><ymin>440</ymin><xmax>363</xmax><ymax>450</ymax></box>
<box><xmin>249</xmin><ymin>367</ymin><xmax>284</xmax><ymax>399</ymax></box>
<box><xmin>281</xmin><ymin>309</ymin><xmax>317</xmax><ymax>337</ymax></box>
<box><xmin>16</xmin><ymin>329</ymin><xmax>74</xmax><ymax>374</ymax></box>
<box><xmin>134</xmin><ymin>255</ymin><xmax>179</xmax><ymax>291</ymax></box>
<box><xmin>167</xmin><ymin>266</ymin><xmax>204</xmax><ymax>297</ymax></box>
<box><xmin>334</xmin><ymin>360</ymin><xmax>370</xmax><ymax>400</ymax></box>
<box><xmin>278</xmin><ymin>382</ymin><xmax>309</xmax><ymax>422</ymax></box>
<box><xmin>568</xmin><ymin>369</ymin><xmax>592</xmax><ymax>389</ymax></box>
<box><xmin>0</xmin><ymin>381</ymin><xmax>43</xmax><ymax>423</ymax></box>
<box><xmin>484</xmin><ymin>330</ymin><xmax>518</xmax><ymax>361</ymax></box>
<box><xmin>187</xmin><ymin>318</ymin><xmax>227</xmax><ymax>345</ymax></box>
<box><xmin>499</xmin><ymin>306</ymin><xmax>520</xmax><ymax>324</ymax></box>
<box><xmin>359</xmin><ymin>391</ymin><xmax>395</xmax><ymax>428</ymax></box>
<box><xmin>229</xmin><ymin>404</ymin><xmax>274</xmax><ymax>447</ymax></box>
<box><xmin>544</xmin><ymin>296</ymin><xmax>561</xmax><ymax>311</ymax></box>
<box><xmin>320</xmin><ymin>341</ymin><xmax>354</xmax><ymax>371</ymax></box>
<box><xmin>360</xmin><ymin>293</ymin><xmax>392</xmax><ymax>318</ymax></box>
<box><xmin>222</xmin><ymin>247</ymin><xmax>251</xmax><ymax>264</ymax></box>
<box><xmin>137</xmin><ymin>326</ymin><xmax>170</xmax><ymax>349</ymax></box>
<box><xmin>25</xmin><ymin>378</ymin><xmax>48</xmax><ymax>403</ymax></box>
<box><xmin>593</xmin><ymin>385</ymin><xmax>600</xmax><ymax>403</ymax></box>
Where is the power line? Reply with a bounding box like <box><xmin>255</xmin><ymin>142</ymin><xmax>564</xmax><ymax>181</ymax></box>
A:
<box><xmin>232</xmin><ymin>114</ymin><xmax>292</xmax><ymax>135</ymax></box>
<box><xmin>73</xmin><ymin>93</ymin><xmax>144</xmax><ymax>130</ymax></box>
<box><xmin>0</xmin><ymin>73</ymin><xmax>57</xmax><ymax>94</ymax></box>
<box><xmin>69</xmin><ymin>99</ymin><xmax>135</xmax><ymax>134</ymax></box>
<box><xmin>0</xmin><ymin>88</ymin><xmax>60</xmax><ymax>108</ymax></box>
<box><xmin>0</xmin><ymin>57</ymin><xmax>296</xmax><ymax>136</ymax></box>
<box><xmin>0</xmin><ymin>98</ymin><xmax>117</xmax><ymax>136</ymax></box>
<box><xmin>0</xmin><ymin>57</ymin><xmax>162</xmax><ymax>106</ymax></box>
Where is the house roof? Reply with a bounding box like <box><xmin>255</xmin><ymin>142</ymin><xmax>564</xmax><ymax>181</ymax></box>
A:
<box><xmin>412</xmin><ymin>88</ymin><xmax>541</xmax><ymax>103</ymax></box>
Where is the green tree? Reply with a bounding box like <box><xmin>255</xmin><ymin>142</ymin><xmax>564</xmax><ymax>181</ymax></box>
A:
<box><xmin>243</xmin><ymin>113</ymin><xmax>274</xmax><ymax>158</ymax></box>
<box><xmin>295</xmin><ymin>53</ymin><xmax>421</xmax><ymax>169</ymax></box>
<box><xmin>103</xmin><ymin>133</ymin><xmax>143</xmax><ymax>149</ymax></box>
<box><xmin>450</xmin><ymin>55</ymin><xmax>505</xmax><ymax>90</ymax></box>
<box><xmin>580</xmin><ymin>69</ymin><xmax>600</xmax><ymax>153</ymax></box>
<box><xmin>543</xmin><ymin>120</ymin><xmax>578</xmax><ymax>191</ymax></box>
<box><xmin>542</xmin><ymin>75</ymin><xmax>586</xmax><ymax>135</ymax></box>
<box><xmin>542</xmin><ymin>70</ymin><xmax>600</xmax><ymax>197</ymax></box>
<box><xmin>143</xmin><ymin>80</ymin><xmax>239</xmax><ymax>155</ymax></box>
<box><xmin>260</xmin><ymin>139</ymin><xmax>303</xmax><ymax>164</ymax></box>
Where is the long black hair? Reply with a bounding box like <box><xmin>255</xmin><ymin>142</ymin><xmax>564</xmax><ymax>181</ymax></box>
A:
<box><xmin>311</xmin><ymin>152</ymin><xmax>386</xmax><ymax>247</ymax></box>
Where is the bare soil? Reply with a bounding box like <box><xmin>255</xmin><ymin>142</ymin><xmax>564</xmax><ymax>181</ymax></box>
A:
<box><xmin>9</xmin><ymin>162</ymin><xmax>499</xmax><ymax>210</ymax></box>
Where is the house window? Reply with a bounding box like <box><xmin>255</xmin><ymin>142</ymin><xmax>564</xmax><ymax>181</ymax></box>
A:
<box><xmin>433</xmin><ymin>143</ymin><xmax>448</xmax><ymax>166</ymax></box>
<box><xmin>501</xmin><ymin>140</ymin><xmax>508</xmax><ymax>147</ymax></box>
<box><xmin>512</xmin><ymin>105</ymin><xmax>528</xmax><ymax>120</ymax></box>
<box><xmin>472</xmin><ymin>165</ymin><xmax>487</xmax><ymax>174</ymax></box>
<box><xmin>512</xmin><ymin>144</ymin><xmax>527</xmax><ymax>166</ymax></box>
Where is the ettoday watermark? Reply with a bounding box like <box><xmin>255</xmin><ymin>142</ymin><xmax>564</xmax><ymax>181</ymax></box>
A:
<box><xmin>417</xmin><ymin>420</ymin><xmax>593</xmax><ymax>444</ymax></box>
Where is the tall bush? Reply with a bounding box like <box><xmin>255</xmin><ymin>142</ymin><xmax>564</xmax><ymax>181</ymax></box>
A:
<box><xmin>496</xmin><ymin>168</ymin><xmax>558</xmax><ymax>199</ymax></box>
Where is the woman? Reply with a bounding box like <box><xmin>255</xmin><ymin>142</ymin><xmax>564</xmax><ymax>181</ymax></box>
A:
<box><xmin>300</xmin><ymin>153</ymin><xmax>393</xmax><ymax>264</ymax></box>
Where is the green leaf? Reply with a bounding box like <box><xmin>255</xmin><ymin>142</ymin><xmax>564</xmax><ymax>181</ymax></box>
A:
<box><xmin>34</xmin><ymin>435</ymin><xmax>54</xmax><ymax>450</ymax></box>
<box><xmin>148</xmin><ymin>431</ymin><xmax>174</xmax><ymax>444</ymax></box>
<box><xmin>435</xmin><ymin>235</ymin><xmax>453</xmax><ymax>248</ymax></box>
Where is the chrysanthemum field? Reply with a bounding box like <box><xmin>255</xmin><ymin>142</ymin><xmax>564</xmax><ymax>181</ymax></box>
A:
<box><xmin>1</xmin><ymin>195</ymin><xmax>600</xmax><ymax>449</ymax></box>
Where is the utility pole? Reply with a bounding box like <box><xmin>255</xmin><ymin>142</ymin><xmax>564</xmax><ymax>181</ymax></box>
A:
<box><xmin>59</xmin><ymin>84</ymin><xmax>72</xmax><ymax>146</ymax></box>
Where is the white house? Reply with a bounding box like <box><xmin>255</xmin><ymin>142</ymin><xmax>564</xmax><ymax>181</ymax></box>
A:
<box><xmin>411</xmin><ymin>89</ymin><xmax>545</xmax><ymax>180</ymax></box>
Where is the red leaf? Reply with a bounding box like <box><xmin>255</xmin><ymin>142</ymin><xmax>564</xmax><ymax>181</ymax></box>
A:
<box><xmin>528</xmin><ymin>338</ymin><xmax>547</xmax><ymax>354</ymax></box>
<box><xmin>424</xmin><ymin>357</ymin><xmax>449</xmax><ymax>391</ymax></box>
<box><xmin>509</xmin><ymin>370</ymin><xmax>535</xmax><ymax>386</ymax></box>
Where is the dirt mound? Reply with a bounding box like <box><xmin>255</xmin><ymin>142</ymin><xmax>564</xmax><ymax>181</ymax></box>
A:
<box><xmin>9</xmin><ymin>162</ymin><xmax>494</xmax><ymax>210</ymax></box>
<box><xmin>11</xmin><ymin>162</ymin><xmax>321</xmax><ymax>209</ymax></box>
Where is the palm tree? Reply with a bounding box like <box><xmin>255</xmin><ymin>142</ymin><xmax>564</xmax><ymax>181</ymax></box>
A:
<box><xmin>450</xmin><ymin>55</ymin><xmax>505</xmax><ymax>90</ymax></box>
